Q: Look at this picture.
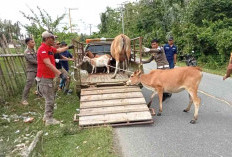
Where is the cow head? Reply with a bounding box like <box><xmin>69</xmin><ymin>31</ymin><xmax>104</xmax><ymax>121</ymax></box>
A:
<box><xmin>83</xmin><ymin>56</ymin><xmax>91</xmax><ymax>63</ymax></box>
<box><xmin>126</xmin><ymin>70</ymin><xmax>142</xmax><ymax>86</ymax></box>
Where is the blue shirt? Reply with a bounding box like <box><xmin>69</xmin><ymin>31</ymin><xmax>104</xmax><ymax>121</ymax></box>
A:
<box><xmin>163</xmin><ymin>44</ymin><xmax>177</xmax><ymax>63</ymax></box>
<box><xmin>61</xmin><ymin>50</ymin><xmax>73</xmax><ymax>72</ymax></box>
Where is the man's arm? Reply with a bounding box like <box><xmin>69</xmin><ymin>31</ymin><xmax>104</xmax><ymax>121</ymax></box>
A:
<box><xmin>174</xmin><ymin>54</ymin><xmax>177</xmax><ymax>64</ymax></box>
<box><xmin>149</xmin><ymin>49</ymin><xmax>162</xmax><ymax>53</ymax></box>
<box><xmin>61</xmin><ymin>55</ymin><xmax>74</xmax><ymax>61</ymax></box>
<box><xmin>141</xmin><ymin>55</ymin><xmax>155</xmax><ymax>64</ymax></box>
<box><xmin>43</xmin><ymin>58</ymin><xmax>61</xmax><ymax>76</ymax></box>
<box><xmin>56</xmin><ymin>46</ymin><xmax>69</xmax><ymax>53</ymax></box>
<box><xmin>56</xmin><ymin>45</ymin><xmax>74</xmax><ymax>53</ymax></box>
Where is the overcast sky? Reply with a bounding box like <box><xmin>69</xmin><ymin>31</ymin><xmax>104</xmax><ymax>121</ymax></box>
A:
<box><xmin>0</xmin><ymin>0</ymin><xmax>137</xmax><ymax>35</ymax></box>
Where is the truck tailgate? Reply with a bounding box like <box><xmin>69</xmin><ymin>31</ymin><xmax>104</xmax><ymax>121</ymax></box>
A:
<box><xmin>77</xmin><ymin>85</ymin><xmax>154</xmax><ymax>127</ymax></box>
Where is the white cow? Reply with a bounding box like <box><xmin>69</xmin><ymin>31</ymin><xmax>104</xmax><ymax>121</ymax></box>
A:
<box><xmin>83</xmin><ymin>55</ymin><xmax>111</xmax><ymax>74</ymax></box>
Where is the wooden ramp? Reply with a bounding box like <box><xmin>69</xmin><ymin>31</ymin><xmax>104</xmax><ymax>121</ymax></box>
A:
<box><xmin>77</xmin><ymin>86</ymin><xmax>154</xmax><ymax>127</ymax></box>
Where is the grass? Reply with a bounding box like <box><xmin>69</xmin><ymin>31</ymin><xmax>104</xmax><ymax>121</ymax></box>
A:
<box><xmin>0</xmin><ymin>85</ymin><xmax>117</xmax><ymax>157</ymax></box>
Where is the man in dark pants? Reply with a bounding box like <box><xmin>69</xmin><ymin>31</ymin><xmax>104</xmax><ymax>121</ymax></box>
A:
<box><xmin>163</xmin><ymin>37</ymin><xmax>178</xmax><ymax>69</ymax></box>
<box><xmin>21</xmin><ymin>38</ymin><xmax>37</xmax><ymax>105</ymax></box>
<box><xmin>36</xmin><ymin>31</ymin><xmax>72</xmax><ymax>126</ymax></box>
<box><xmin>141</xmin><ymin>39</ymin><xmax>172</xmax><ymax>101</ymax></box>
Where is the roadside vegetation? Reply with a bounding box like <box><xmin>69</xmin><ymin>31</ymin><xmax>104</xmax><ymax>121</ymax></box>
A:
<box><xmin>0</xmin><ymin>84</ymin><xmax>116</xmax><ymax>156</ymax></box>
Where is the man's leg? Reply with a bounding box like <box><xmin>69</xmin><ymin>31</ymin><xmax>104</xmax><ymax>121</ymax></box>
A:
<box><xmin>22</xmin><ymin>72</ymin><xmax>36</xmax><ymax>104</ymax></box>
<box><xmin>39</xmin><ymin>78</ymin><xmax>59</xmax><ymax>125</ymax></box>
<box><xmin>61</xmin><ymin>68</ymin><xmax>71</xmax><ymax>93</ymax></box>
<box><xmin>169</xmin><ymin>61</ymin><xmax>175</xmax><ymax>69</ymax></box>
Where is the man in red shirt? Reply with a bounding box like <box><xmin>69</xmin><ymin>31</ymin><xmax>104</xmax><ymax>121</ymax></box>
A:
<box><xmin>37</xmin><ymin>31</ymin><xmax>73</xmax><ymax>126</ymax></box>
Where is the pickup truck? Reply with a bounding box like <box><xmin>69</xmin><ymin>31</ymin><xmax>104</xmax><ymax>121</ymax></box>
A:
<box><xmin>72</xmin><ymin>37</ymin><xmax>154</xmax><ymax>127</ymax></box>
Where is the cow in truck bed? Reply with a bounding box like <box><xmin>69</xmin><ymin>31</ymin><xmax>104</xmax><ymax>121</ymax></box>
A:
<box><xmin>111</xmin><ymin>34</ymin><xmax>131</xmax><ymax>79</ymax></box>
<box><xmin>126</xmin><ymin>66</ymin><xmax>203</xmax><ymax>124</ymax></box>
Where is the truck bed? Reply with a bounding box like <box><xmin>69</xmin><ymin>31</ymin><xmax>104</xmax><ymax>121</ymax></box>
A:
<box><xmin>81</xmin><ymin>72</ymin><xmax>129</xmax><ymax>86</ymax></box>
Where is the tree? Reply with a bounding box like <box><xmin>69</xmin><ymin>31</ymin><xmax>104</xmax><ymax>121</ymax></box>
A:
<box><xmin>0</xmin><ymin>19</ymin><xmax>21</xmax><ymax>42</ymax></box>
<box><xmin>20</xmin><ymin>6</ymin><xmax>66</xmax><ymax>47</ymax></box>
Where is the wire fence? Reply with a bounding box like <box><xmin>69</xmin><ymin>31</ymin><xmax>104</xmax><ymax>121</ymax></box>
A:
<box><xmin>0</xmin><ymin>34</ymin><xmax>26</xmax><ymax>103</ymax></box>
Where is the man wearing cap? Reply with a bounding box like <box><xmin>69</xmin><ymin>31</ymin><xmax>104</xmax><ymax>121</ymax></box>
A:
<box><xmin>37</xmin><ymin>31</ymin><xmax>73</xmax><ymax>126</ymax></box>
<box><xmin>141</xmin><ymin>39</ymin><xmax>172</xmax><ymax>101</ymax></box>
<box><xmin>21</xmin><ymin>38</ymin><xmax>37</xmax><ymax>105</ymax></box>
<box><xmin>163</xmin><ymin>37</ymin><xmax>178</xmax><ymax>69</ymax></box>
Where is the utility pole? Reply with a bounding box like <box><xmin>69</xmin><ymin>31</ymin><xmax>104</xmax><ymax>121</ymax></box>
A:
<box><xmin>118</xmin><ymin>1</ymin><xmax>128</xmax><ymax>34</ymax></box>
<box><xmin>89</xmin><ymin>24</ymin><xmax>92</xmax><ymax>35</ymax></box>
<box><xmin>68</xmin><ymin>8</ymin><xmax>78</xmax><ymax>33</ymax></box>
<box><xmin>121</xmin><ymin>8</ymin><xmax>124</xmax><ymax>34</ymax></box>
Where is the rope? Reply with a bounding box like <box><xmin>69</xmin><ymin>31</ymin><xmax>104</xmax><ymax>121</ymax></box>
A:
<box><xmin>108</xmin><ymin>65</ymin><xmax>134</xmax><ymax>73</ymax></box>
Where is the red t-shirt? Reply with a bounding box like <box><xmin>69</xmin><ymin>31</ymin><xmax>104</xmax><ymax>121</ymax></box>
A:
<box><xmin>37</xmin><ymin>43</ymin><xmax>57</xmax><ymax>78</ymax></box>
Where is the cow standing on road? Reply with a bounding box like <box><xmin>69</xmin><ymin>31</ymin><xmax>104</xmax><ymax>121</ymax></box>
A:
<box><xmin>126</xmin><ymin>66</ymin><xmax>203</xmax><ymax>124</ymax></box>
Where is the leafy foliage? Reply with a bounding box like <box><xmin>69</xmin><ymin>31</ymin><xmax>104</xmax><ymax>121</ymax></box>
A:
<box><xmin>20</xmin><ymin>6</ymin><xmax>79</xmax><ymax>47</ymax></box>
<box><xmin>0</xmin><ymin>19</ymin><xmax>21</xmax><ymax>42</ymax></box>
<box><xmin>94</xmin><ymin>0</ymin><xmax>232</xmax><ymax>67</ymax></box>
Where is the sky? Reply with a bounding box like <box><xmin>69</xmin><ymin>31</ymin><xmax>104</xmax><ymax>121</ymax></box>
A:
<box><xmin>0</xmin><ymin>0</ymin><xmax>137</xmax><ymax>35</ymax></box>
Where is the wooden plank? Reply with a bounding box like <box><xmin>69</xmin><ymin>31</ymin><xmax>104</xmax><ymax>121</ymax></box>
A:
<box><xmin>81</xmin><ymin>85</ymin><xmax>137</xmax><ymax>91</ymax></box>
<box><xmin>81</xmin><ymin>73</ymin><xmax>129</xmax><ymax>84</ymax></box>
<box><xmin>81</xmin><ymin>91</ymin><xmax>143</xmax><ymax>101</ymax></box>
<box><xmin>80</xmin><ymin>97</ymin><xmax>147</xmax><ymax>108</ymax></box>
<box><xmin>79</xmin><ymin>111</ymin><xmax>152</xmax><ymax>126</ymax></box>
<box><xmin>79</xmin><ymin>104</ymin><xmax>148</xmax><ymax>116</ymax></box>
<box><xmin>81</xmin><ymin>87</ymin><xmax>141</xmax><ymax>95</ymax></box>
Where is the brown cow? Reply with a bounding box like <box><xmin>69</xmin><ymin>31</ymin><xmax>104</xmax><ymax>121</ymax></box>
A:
<box><xmin>85</xmin><ymin>50</ymin><xmax>101</xmax><ymax>58</ymax></box>
<box><xmin>111</xmin><ymin>34</ymin><xmax>131</xmax><ymax>79</ymax></box>
<box><xmin>126</xmin><ymin>66</ymin><xmax>203</xmax><ymax>124</ymax></box>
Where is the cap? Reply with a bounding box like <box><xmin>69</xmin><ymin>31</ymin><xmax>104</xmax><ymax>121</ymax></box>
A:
<box><xmin>168</xmin><ymin>36</ymin><xmax>174</xmax><ymax>41</ymax></box>
<box><xmin>42</xmin><ymin>31</ymin><xmax>57</xmax><ymax>38</ymax></box>
<box><xmin>60</xmin><ymin>41</ymin><xmax>67</xmax><ymax>46</ymax></box>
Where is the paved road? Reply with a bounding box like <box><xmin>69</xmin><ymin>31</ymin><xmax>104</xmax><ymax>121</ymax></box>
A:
<box><xmin>115</xmin><ymin>62</ymin><xmax>232</xmax><ymax>157</ymax></box>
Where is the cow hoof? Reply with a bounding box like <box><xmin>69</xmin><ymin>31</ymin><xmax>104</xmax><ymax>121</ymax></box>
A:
<box><xmin>111</xmin><ymin>76</ymin><xmax>116</xmax><ymax>79</ymax></box>
<box><xmin>190</xmin><ymin>120</ymin><xmax>196</xmax><ymax>124</ymax></box>
<box><xmin>147</xmin><ymin>102</ymin><xmax>151</xmax><ymax>108</ymax></box>
<box><xmin>183</xmin><ymin>109</ymin><xmax>188</xmax><ymax>112</ymax></box>
<box><xmin>157</xmin><ymin>113</ymin><xmax>161</xmax><ymax>116</ymax></box>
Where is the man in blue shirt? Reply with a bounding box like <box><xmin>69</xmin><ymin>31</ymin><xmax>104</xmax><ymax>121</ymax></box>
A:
<box><xmin>60</xmin><ymin>41</ymin><xmax>73</xmax><ymax>72</ymax></box>
<box><xmin>60</xmin><ymin>41</ymin><xmax>74</xmax><ymax>93</ymax></box>
<box><xmin>163</xmin><ymin>37</ymin><xmax>177</xmax><ymax>69</ymax></box>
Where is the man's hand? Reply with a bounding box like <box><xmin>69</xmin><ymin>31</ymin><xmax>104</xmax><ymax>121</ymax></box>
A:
<box><xmin>55</xmin><ymin>59</ymin><xmax>59</xmax><ymax>63</ymax></box>
<box><xmin>68</xmin><ymin>45</ymin><xmax>74</xmax><ymax>49</ymax></box>
<box><xmin>143</xmin><ymin>47</ymin><xmax>151</xmax><ymax>53</ymax></box>
<box><xmin>60</xmin><ymin>73</ymin><xmax>67</xmax><ymax>80</ymax></box>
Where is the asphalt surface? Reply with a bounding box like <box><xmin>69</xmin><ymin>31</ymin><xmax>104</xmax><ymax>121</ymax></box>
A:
<box><xmin>114</xmin><ymin>62</ymin><xmax>232</xmax><ymax>157</ymax></box>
